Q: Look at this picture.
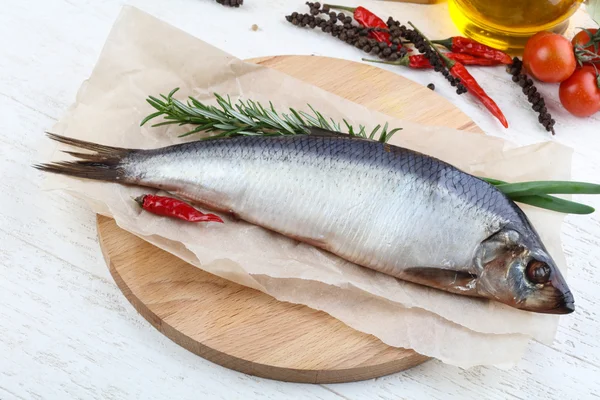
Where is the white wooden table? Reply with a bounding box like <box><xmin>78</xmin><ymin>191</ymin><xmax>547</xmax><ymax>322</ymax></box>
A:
<box><xmin>1</xmin><ymin>1</ymin><xmax>599</xmax><ymax>399</ymax></box>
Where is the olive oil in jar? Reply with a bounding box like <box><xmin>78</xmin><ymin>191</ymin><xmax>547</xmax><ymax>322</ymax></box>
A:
<box><xmin>448</xmin><ymin>0</ymin><xmax>583</xmax><ymax>51</ymax></box>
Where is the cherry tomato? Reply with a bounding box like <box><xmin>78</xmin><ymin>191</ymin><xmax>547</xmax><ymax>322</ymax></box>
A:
<box><xmin>572</xmin><ymin>28</ymin><xmax>599</xmax><ymax>54</ymax></box>
<box><xmin>559</xmin><ymin>66</ymin><xmax>600</xmax><ymax>117</ymax></box>
<box><xmin>522</xmin><ymin>32</ymin><xmax>552</xmax><ymax>72</ymax></box>
<box><xmin>523</xmin><ymin>32</ymin><xmax>576</xmax><ymax>83</ymax></box>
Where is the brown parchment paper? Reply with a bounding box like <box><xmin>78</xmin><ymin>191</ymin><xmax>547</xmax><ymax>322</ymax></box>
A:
<box><xmin>43</xmin><ymin>7</ymin><xmax>574</xmax><ymax>368</ymax></box>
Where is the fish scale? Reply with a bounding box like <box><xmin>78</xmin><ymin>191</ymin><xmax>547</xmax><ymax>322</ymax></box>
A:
<box><xmin>133</xmin><ymin>134</ymin><xmax>511</xmax><ymax>272</ymax></box>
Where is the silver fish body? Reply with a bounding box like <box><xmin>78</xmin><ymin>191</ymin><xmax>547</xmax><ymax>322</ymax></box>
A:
<box><xmin>38</xmin><ymin>131</ymin><xmax>575</xmax><ymax>314</ymax></box>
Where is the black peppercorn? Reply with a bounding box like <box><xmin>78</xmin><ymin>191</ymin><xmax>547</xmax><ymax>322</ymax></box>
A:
<box><xmin>508</xmin><ymin>57</ymin><xmax>556</xmax><ymax>135</ymax></box>
<box><xmin>285</xmin><ymin>3</ymin><xmax>463</xmax><ymax>96</ymax></box>
<box><xmin>217</xmin><ymin>0</ymin><xmax>243</xmax><ymax>6</ymax></box>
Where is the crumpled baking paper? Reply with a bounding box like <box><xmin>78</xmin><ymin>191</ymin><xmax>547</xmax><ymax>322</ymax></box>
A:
<box><xmin>42</xmin><ymin>6</ymin><xmax>573</xmax><ymax>368</ymax></box>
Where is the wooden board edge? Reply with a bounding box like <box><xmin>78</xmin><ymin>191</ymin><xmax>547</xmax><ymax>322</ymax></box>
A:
<box><xmin>96</xmin><ymin>215</ymin><xmax>429</xmax><ymax>383</ymax></box>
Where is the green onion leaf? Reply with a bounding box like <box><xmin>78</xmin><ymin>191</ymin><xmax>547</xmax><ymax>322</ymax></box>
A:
<box><xmin>495</xmin><ymin>181</ymin><xmax>600</xmax><ymax>197</ymax></box>
<box><xmin>512</xmin><ymin>195</ymin><xmax>595</xmax><ymax>215</ymax></box>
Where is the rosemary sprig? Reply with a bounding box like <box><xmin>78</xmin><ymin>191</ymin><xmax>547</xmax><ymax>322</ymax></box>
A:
<box><xmin>141</xmin><ymin>88</ymin><xmax>402</xmax><ymax>142</ymax></box>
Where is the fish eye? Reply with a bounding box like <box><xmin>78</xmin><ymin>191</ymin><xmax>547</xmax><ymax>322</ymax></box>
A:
<box><xmin>526</xmin><ymin>260</ymin><xmax>551</xmax><ymax>284</ymax></box>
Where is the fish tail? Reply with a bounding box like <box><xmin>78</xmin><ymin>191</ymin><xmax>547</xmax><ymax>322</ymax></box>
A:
<box><xmin>34</xmin><ymin>133</ymin><xmax>136</xmax><ymax>183</ymax></box>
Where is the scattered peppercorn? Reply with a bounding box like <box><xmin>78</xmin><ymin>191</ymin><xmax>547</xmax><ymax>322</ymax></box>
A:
<box><xmin>216</xmin><ymin>0</ymin><xmax>243</xmax><ymax>7</ymax></box>
<box><xmin>386</xmin><ymin>17</ymin><xmax>467</xmax><ymax>94</ymax></box>
<box><xmin>286</xmin><ymin>4</ymin><xmax>466</xmax><ymax>94</ymax></box>
<box><xmin>285</xmin><ymin>3</ymin><xmax>408</xmax><ymax>62</ymax></box>
<box><xmin>427</xmin><ymin>83</ymin><xmax>435</xmax><ymax>90</ymax></box>
<box><xmin>508</xmin><ymin>57</ymin><xmax>556</xmax><ymax>135</ymax></box>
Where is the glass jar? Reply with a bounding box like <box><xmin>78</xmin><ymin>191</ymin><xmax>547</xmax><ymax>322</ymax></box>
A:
<box><xmin>448</xmin><ymin>0</ymin><xmax>584</xmax><ymax>51</ymax></box>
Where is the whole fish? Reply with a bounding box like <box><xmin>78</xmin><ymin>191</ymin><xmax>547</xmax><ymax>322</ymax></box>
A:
<box><xmin>37</xmin><ymin>130</ymin><xmax>574</xmax><ymax>314</ymax></box>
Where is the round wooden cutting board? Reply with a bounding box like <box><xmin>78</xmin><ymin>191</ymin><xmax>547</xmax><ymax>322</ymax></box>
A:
<box><xmin>97</xmin><ymin>55</ymin><xmax>482</xmax><ymax>384</ymax></box>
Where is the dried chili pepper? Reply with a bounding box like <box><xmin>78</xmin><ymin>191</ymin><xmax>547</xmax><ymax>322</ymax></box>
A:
<box><xmin>446</xmin><ymin>53</ymin><xmax>502</xmax><ymax>66</ymax></box>
<box><xmin>325</xmin><ymin>4</ymin><xmax>392</xmax><ymax>45</ymax></box>
<box><xmin>449</xmin><ymin>61</ymin><xmax>509</xmax><ymax>128</ymax></box>
<box><xmin>408</xmin><ymin>23</ymin><xmax>508</xmax><ymax>128</ymax></box>
<box><xmin>135</xmin><ymin>194</ymin><xmax>224</xmax><ymax>223</ymax></box>
<box><xmin>374</xmin><ymin>53</ymin><xmax>502</xmax><ymax>69</ymax></box>
<box><xmin>432</xmin><ymin>37</ymin><xmax>513</xmax><ymax>65</ymax></box>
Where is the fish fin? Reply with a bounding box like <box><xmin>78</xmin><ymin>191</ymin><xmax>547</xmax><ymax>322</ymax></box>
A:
<box><xmin>402</xmin><ymin>267</ymin><xmax>478</xmax><ymax>295</ymax></box>
<box><xmin>34</xmin><ymin>133</ymin><xmax>135</xmax><ymax>183</ymax></box>
<box><xmin>45</xmin><ymin>133</ymin><xmax>134</xmax><ymax>157</ymax></box>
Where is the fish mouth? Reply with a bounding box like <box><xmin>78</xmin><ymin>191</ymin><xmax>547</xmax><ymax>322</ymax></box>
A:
<box><xmin>520</xmin><ymin>290</ymin><xmax>575</xmax><ymax>314</ymax></box>
<box><xmin>543</xmin><ymin>290</ymin><xmax>575</xmax><ymax>314</ymax></box>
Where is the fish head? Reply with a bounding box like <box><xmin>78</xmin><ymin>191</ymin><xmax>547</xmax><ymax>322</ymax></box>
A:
<box><xmin>474</xmin><ymin>227</ymin><xmax>574</xmax><ymax>314</ymax></box>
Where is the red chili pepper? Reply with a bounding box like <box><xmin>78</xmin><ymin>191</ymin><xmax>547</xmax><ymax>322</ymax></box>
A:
<box><xmin>353</xmin><ymin>6</ymin><xmax>391</xmax><ymax>45</ymax></box>
<box><xmin>432</xmin><ymin>37</ymin><xmax>513</xmax><ymax>65</ymax></box>
<box><xmin>135</xmin><ymin>194</ymin><xmax>223</xmax><ymax>223</ymax></box>
<box><xmin>449</xmin><ymin>62</ymin><xmax>509</xmax><ymax>128</ymax></box>
<box><xmin>446</xmin><ymin>53</ymin><xmax>502</xmax><ymax>66</ymax></box>
<box><xmin>325</xmin><ymin>4</ymin><xmax>392</xmax><ymax>45</ymax></box>
<box><xmin>406</xmin><ymin>22</ymin><xmax>508</xmax><ymax>127</ymax></box>
<box><xmin>394</xmin><ymin>53</ymin><xmax>501</xmax><ymax>69</ymax></box>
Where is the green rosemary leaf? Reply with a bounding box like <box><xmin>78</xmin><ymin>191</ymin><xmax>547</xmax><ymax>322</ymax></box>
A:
<box><xmin>140</xmin><ymin>111</ymin><xmax>165</xmax><ymax>126</ymax></box>
<box><xmin>213</xmin><ymin>123</ymin><xmax>239</xmax><ymax>130</ymax></box>
<box><xmin>235</xmin><ymin>103</ymin><xmax>256</xmax><ymax>123</ymax></box>
<box><xmin>151</xmin><ymin>120</ymin><xmax>184</xmax><ymax>128</ymax></box>
<box><xmin>229</xmin><ymin>109</ymin><xmax>255</xmax><ymax>126</ymax></box>
<box><xmin>170</xmin><ymin>98</ymin><xmax>202</xmax><ymax>117</ymax></box>
<box><xmin>178</xmin><ymin>121</ymin><xmax>219</xmax><ymax>137</ymax></box>
<box><xmin>188</xmin><ymin>96</ymin><xmax>205</xmax><ymax>108</ymax></box>
<box><xmin>245</xmin><ymin>99</ymin><xmax>259</xmax><ymax>114</ymax></box>
<box><xmin>298</xmin><ymin>111</ymin><xmax>321</xmax><ymax>127</ymax></box>
<box><xmin>168</xmin><ymin>87</ymin><xmax>180</xmax><ymax>98</ymax></box>
<box><xmin>195</xmin><ymin>131</ymin><xmax>233</xmax><ymax>141</ymax></box>
<box><xmin>385</xmin><ymin>128</ymin><xmax>402</xmax><ymax>142</ymax></box>
<box><xmin>369</xmin><ymin>124</ymin><xmax>381</xmax><ymax>140</ymax></box>
<box><xmin>148</xmin><ymin>96</ymin><xmax>167</xmax><ymax>107</ymax></box>
<box><xmin>224</xmin><ymin>125</ymin><xmax>251</xmax><ymax>136</ymax></box>
<box><xmin>357</xmin><ymin>125</ymin><xmax>367</xmax><ymax>138</ymax></box>
<box><xmin>264</xmin><ymin>108</ymin><xmax>295</xmax><ymax>134</ymax></box>
<box><xmin>185</xmin><ymin>105</ymin><xmax>223</xmax><ymax>122</ymax></box>
<box><xmin>330</xmin><ymin>118</ymin><xmax>341</xmax><ymax>131</ymax></box>
<box><xmin>289</xmin><ymin>108</ymin><xmax>305</xmax><ymax>125</ymax></box>
<box><xmin>146</xmin><ymin>98</ymin><xmax>164</xmax><ymax>111</ymax></box>
<box><xmin>308</xmin><ymin>105</ymin><xmax>332</xmax><ymax>130</ymax></box>
<box><xmin>282</xmin><ymin>113</ymin><xmax>301</xmax><ymax>129</ymax></box>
